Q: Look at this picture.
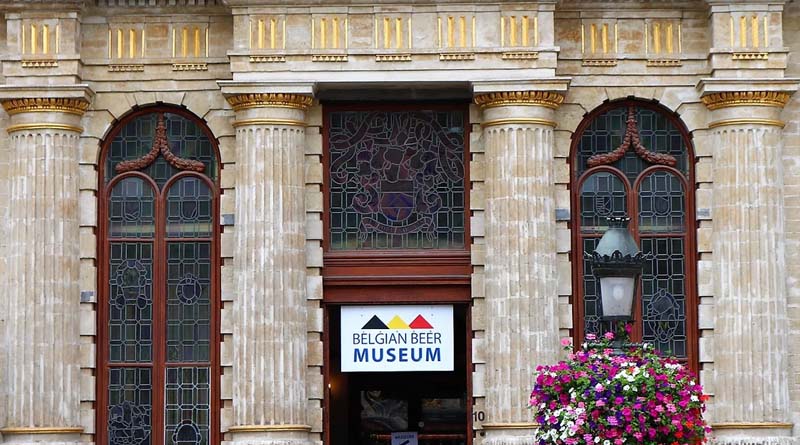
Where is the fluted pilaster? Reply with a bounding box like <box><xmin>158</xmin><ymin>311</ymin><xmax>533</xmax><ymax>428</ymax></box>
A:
<box><xmin>475</xmin><ymin>91</ymin><xmax>563</xmax><ymax>445</ymax></box>
<box><xmin>0</xmin><ymin>97</ymin><xmax>88</xmax><ymax>444</ymax></box>
<box><xmin>703</xmin><ymin>91</ymin><xmax>795</xmax><ymax>445</ymax></box>
<box><xmin>226</xmin><ymin>93</ymin><xmax>312</xmax><ymax>445</ymax></box>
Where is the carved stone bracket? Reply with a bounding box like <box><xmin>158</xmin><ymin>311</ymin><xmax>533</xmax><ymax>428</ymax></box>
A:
<box><xmin>474</xmin><ymin>90</ymin><xmax>565</xmax><ymax>110</ymax></box>
<box><xmin>587</xmin><ymin>106</ymin><xmax>677</xmax><ymax>168</ymax></box>
<box><xmin>115</xmin><ymin>113</ymin><xmax>205</xmax><ymax>173</ymax></box>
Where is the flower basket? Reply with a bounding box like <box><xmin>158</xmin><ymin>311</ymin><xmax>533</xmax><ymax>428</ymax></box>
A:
<box><xmin>530</xmin><ymin>333</ymin><xmax>711</xmax><ymax>445</ymax></box>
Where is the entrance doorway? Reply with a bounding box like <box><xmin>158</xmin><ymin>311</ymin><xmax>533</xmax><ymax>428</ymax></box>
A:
<box><xmin>325</xmin><ymin>304</ymin><xmax>470</xmax><ymax>445</ymax></box>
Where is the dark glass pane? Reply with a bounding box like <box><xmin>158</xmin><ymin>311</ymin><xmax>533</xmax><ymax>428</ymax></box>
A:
<box><xmin>165</xmin><ymin>367</ymin><xmax>210</xmax><ymax>445</ymax></box>
<box><xmin>582</xmin><ymin>237</ymin><xmax>608</xmax><ymax>339</ymax></box>
<box><xmin>109</xmin><ymin>178</ymin><xmax>156</xmax><ymax>239</ymax></box>
<box><xmin>638</xmin><ymin>171</ymin><xmax>685</xmax><ymax>233</ymax></box>
<box><xmin>576</xmin><ymin>107</ymin><xmax>688</xmax><ymax>182</ymax></box>
<box><xmin>109</xmin><ymin>243</ymin><xmax>153</xmax><ymax>363</ymax></box>
<box><xmin>106</xmin><ymin>113</ymin><xmax>218</xmax><ymax>187</ymax></box>
<box><xmin>108</xmin><ymin>367</ymin><xmax>152</xmax><ymax>445</ymax></box>
<box><xmin>166</xmin><ymin>178</ymin><xmax>213</xmax><ymax>238</ymax></box>
<box><xmin>167</xmin><ymin>242</ymin><xmax>212</xmax><ymax>362</ymax></box>
<box><xmin>579</xmin><ymin>172</ymin><xmax>628</xmax><ymax>234</ymax></box>
<box><xmin>641</xmin><ymin>237</ymin><xmax>687</xmax><ymax>358</ymax></box>
<box><xmin>328</xmin><ymin>110</ymin><xmax>466</xmax><ymax>250</ymax></box>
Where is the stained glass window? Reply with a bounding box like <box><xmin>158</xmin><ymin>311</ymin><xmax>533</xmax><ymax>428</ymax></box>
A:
<box><xmin>328</xmin><ymin>110</ymin><xmax>466</xmax><ymax>250</ymax></box>
<box><xmin>573</xmin><ymin>102</ymin><xmax>695</xmax><ymax>363</ymax></box>
<box><xmin>101</xmin><ymin>108</ymin><xmax>218</xmax><ymax>445</ymax></box>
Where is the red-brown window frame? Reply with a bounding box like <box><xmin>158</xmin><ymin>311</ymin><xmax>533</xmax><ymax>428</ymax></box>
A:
<box><xmin>96</xmin><ymin>105</ymin><xmax>222</xmax><ymax>445</ymax></box>
<box><xmin>568</xmin><ymin>99</ymin><xmax>700</xmax><ymax>374</ymax></box>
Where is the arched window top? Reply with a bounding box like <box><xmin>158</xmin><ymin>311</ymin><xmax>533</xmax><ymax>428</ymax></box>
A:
<box><xmin>104</xmin><ymin>109</ymin><xmax>219</xmax><ymax>187</ymax></box>
<box><xmin>574</xmin><ymin>102</ymin><xmax>690</xmax><ymax>182</ymax></box>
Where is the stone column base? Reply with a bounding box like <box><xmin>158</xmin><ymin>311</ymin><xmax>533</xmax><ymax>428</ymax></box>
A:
<box><xmin>224</xmin><ymin>426</ymin><xmax>312</xmax><ymax>445</ymax></box>
<box><xmin>0</xmin><ymin>428</ymin><xmax>82</xmax><ymax>445</ymax></box>
<box><xmin>479</xmin><ymin>425</ymin><xmax>537</xmax><ymax>445</ymax></box>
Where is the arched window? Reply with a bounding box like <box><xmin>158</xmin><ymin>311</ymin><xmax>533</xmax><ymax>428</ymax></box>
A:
<box><xmin>571</xmin><ymin>100</ymin><xmax>697</xmax><ymax>368</ymax></box>
<box><xmin>98</xmin><ymin>107</ymin><xmax>220</xmax><ymax>445</ymax></box>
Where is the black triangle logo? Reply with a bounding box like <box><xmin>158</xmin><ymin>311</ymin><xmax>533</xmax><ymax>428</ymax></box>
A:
<box><xmin>362</xmin><ymin>315</ymin><xmax>388</xmax><ymax>329</ymax></box>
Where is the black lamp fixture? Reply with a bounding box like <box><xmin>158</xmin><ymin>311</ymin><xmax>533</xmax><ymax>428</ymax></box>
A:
<box><xmin>587</xmin><ymin>217</ymin><xmax>646</xmax><ymax>324</ymax></box>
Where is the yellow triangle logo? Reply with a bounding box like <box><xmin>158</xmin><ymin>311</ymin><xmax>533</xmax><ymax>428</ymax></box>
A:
<box><xmin>387</xmin><ymin>315</ymin><xmax>410</xmax><ymax>329</ymax></box>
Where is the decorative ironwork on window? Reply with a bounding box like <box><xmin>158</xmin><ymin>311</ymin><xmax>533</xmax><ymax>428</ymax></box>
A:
<box><xmin>101</xmin><ymin>108</ymin><xmax>218</xmax><ymax>445</ymax></box>
<box><xmin>328</xmin><ymin>110</ymin><xmax>466</xmax><ymax>250</ymax></box>
<box><xmin>574</xmin><ymin>102</ymin><xmax>694</xmax><ymax>362</ymax></box>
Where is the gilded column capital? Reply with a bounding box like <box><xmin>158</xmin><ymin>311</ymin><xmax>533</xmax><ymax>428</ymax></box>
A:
<box><xmin>226</xmin><ymin>93</ymin><xmax>314</xmax><ymax>112</ymax></box>
<box><xmin>474</xmin><ymin>91</ymin><xmax>565</xmax><ymax>110</ymax></box>
<box><xmin>1</xmin><ymin>97</ymin><xmax>90</xmax><ymax>116</ymax></box>
<box><xmin>700</xmin><ymin>91</ymin><xmax>792</xmax><ymax>111</ymax></box>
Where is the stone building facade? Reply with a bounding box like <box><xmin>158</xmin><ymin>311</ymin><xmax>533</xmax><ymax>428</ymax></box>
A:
<box><xmin>0</xmin><ymin>1</ymin><xmax>798</xmax><ymax>445</ymax></box>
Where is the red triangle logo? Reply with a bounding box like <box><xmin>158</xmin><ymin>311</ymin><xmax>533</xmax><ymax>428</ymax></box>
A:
<box><xmin>409</xmin><ymin>315</ymin><xmax>433</xmax><ymax>329</ymax></box>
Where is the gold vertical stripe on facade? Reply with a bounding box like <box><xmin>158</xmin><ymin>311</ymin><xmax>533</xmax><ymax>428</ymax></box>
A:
<box><xmin>270</xmin><ymin>19</ymin><xmax>277</xmax><ymax>49</ymax></box>
<box><xmin>332</xmin><ymin>18</ymin><xmax>339</xmax><ymax>49</ymax></box>
<box><xmin>142</xmin><ymin>27</ymin><xmax>146</xmax><ymax>57</ymax></box>
<box><xmin>500</xmin><ymin>17</ymin><xmax>505</xmax><ymax>47</ymax></box>
<box><xmin>22</xmin><ymin>24</ymin><xmax>26</xmax><ymax>55</ymax></box>
<box><xmin>204</xmin><ymin>27</ymin><xmax>208</xmax><ymax>57</ymax></box>
<box><xmin>447</xmin><ymin>16</ymin><xmax>454</xmax><ymax>47</ymax></box>
<box><xmin>56</xmin><ymin>24</ymin><xmax>60</xmax><ymax>54</ymax></box>
<box><xmin>472</xmin><ymin>16</ymin><xmax>476</xmax><ymax>47</ymax></box>
<box><xmin>653</xmin><ymin>23</ymin><xmax>661</xmax><ymax>54</ymax></box>
<box><xmin>395</xmin><ymin>18</ymin><xmax>402</xmax><ymax>49</ymax></box>
<box><xmin>437</xmin><ymin>17</ymin><xmax>442</xmax><ymax>48</ymax></box>
<box><xmin>31</xmin><ymin>25</ymin><xmax>37</xmax><ymax>54</ymax></box>
<box><xmin>602</xmin><ymin>23</ymin><xmax>608</xmax><ymax>53</ymax></box>
<box><xmin>383</xmin><ymin>18</ymin><xmax>390</xmax><ymax>49</ymax></box>
<box><xmin>129</xmin><ymin>29</ymin><xmax>135</xmax><ymax>58</ymax></box>
<box><xmin>42</xmin><ymin>25</ymin><xmax>49</xmax><ymax>54</ymax></box>
<box><xmin>320</xmin><ymin>18</ymin><xmax>327</xmax><ymax>48</ymax></box>
<box><xmin>510</xmin><ymin>16</ymin><xmax>517</xmax><ymax>46</ymax></box>
<box><xmin>172</xmin><ymin>28</ymin><xmax>177</xmax><ymax>57</ymax></box>
<box><xmin>739</xmin><ymin>16</ymin><xmax>746</xmax><ymax>47</ymax></box>
<box><xmin>408</xmin><ymin>17</ymin><xmax>412</xmax><ymax>48</ymax></box>
<box><xmin>730</xmin><ymin>16</ymin><xmax>735</xmax><ymax>47</ymax></box>
<box><xmin>248</xmin><ymin>20</ymin><xmax>252</xmax><ymax>49</ymax></box>
<box><xmin>764</xmin><ymin>15</ymin><xmax>769</xmax><ymax>47</ymax></box>
<box><xmin>182</xmin><ymin>27</ymin><xmax>188</xmax><ymax>56</ymax></box>
<box><xmin>666</xmin><ymin>23</ymin><xmax>673</xmax><ymax>54</ymax></box>
<box><xmin>581</xmin><ymin>24</ymin><xmax>585</xmax><ymax>53</ymax></box>
<box><xmin>752</xmin><ymin>15</ymin><xmax>759</xmax><ymax>47</ymax></box>
<box><xmin>614</xmin><ymin>22</ymin><xmax>618</xmax><ymax>53</ymax></box>
<box><xmin>460</xmin><ymin>16</ymin><xmax>466</xmax><ymax>47</ymax></box>
<box><xmin>117</xmin><ymin>29</ymin><xmax>122</xmax><ymax>58</ymax></box>
<box><xmin>534</xmin><ymin>16</ymin><xmax>539</xmax><ymax>46</ymax></box>
<box><xmin>522</xmin><ymin>16</ymin><xmax>529</xmax><ymax>46</ymax></box>
<box><xmin>194</xmin><ymin>27</ymin><xmax>200</xmax><ymax>57</ymax></box>
<box><xmin>374</xmin><ymin>17</ymin><xmax>378</xmax><ymax>48</ymax></box>
<box><xmin>283</xmin><ymin>19</ymin><xmax>286</xmax><ymax>49</ymax></box>
<box><xmin>678</xmin><ymin>22</ymin><xmax>682</xmax><ymax>53</ymax></box>
<box><xmin>258</xmin><ymin>19</ymin><xmax>264</xmax><ymax>49</ymax></box>
<box><xmin>644</xmin><ymin>22</ymin><xmax>649</xmax><ymax>55</ymax></box>
<box><xmin>345</xmin><ymin>17</ymin><xmax>349</xmax><ymax>49</ymax></box>
<box><xmin>590</xmin><ymin>24</ymin><xmax>596</xmax><ymax>53</ymax></box>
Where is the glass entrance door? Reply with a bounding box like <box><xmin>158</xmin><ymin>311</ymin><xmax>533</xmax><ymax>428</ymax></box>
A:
<box><xmin>326</xmin><ymin>305</ymin><xmax>470</xmax><ymax>445</ymax></box>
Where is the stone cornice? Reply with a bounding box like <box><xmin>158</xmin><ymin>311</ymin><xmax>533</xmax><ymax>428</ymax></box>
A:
<box><xmin>1</xmin><ymin>97</ymin><xmax>90</xmax><ymax>116</ymax></box>
<box><xmin>225</xmin><ymin>93</ymin><xmax>314</xmax><ymax>112</ymax></box>
<box><xmin>700</xmin><ymin>91</ymin><xmax>792</xmax><ymax>110</ymax></box>
<box><xmin>474</xmin><ymin>91</ymin><xmax>565</xmax><ymax>110</ymax></box>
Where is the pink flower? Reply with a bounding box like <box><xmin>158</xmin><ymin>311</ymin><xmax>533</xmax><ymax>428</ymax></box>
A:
<box><xmin>561</xmin><ymin>338</ymin><xmax>572</xmax><ymax>347</ymax></box>
<box><xmin>604</xmin><ymin>332</ymin><xmax>615</xmax><ymax>340</ymax></box>
<box><xmin>586</xmin><ymin>333</ymin><xmax>597</xmax><ymax>340</ymax></box>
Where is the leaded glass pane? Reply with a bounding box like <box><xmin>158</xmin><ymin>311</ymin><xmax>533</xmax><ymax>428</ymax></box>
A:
<box><xmin>166</xmin><ymin>178</ymin><xmax>213</xmax><ymax>238</ymax></box>
<box><xmin>638</xmin><ymin>171</ymin><xmax>685</xmax><ymax>233</ymax></box>
<box><xmin>109</xmin><ymin>178</ymin><xmax>156</xmax><ymax>238</ymax></box>
<box><xmin>109</xmin><ymin>243</ymin><xmax>153</xmax><ymax>363</ymax></box>
<box><xmin>106</xmin><ymin>113</ymin><xmax>218</xmax><ymax>187</ymax></box>
<box><xmin>641</xmin><ymin>237</ymin><xmax>687</xmax><ymax>358</ymax></box>
<box><xmin>108</xmin><ymin>367</ymin><xmax>152</xmax><ymax>445</ymax></box>
<box><xmin>167</xmin><ymin>242</ymin><xmax>211</xmax><ymax>362</ymax></box>
<box><xmin>165</xmin><ymin>367</ymin><xmax>210</xmax><ymax>445</ymax></box>
<box><xmin>576</xmin><ymin>107</ymin><xmax>688</xmax><ymax>181</ymax></box>
<box><xmin>582</xmin><ymin>237</ymin><xmax>604</xmax><ymax>339</ymax></box>
<box><xmin>328</xmin><ymin>110</ymin><xmax>466</xmax><ymax>250</ymax></box>
<box><xmin>579</xmin><ymin>172</ymin><xmax>627</xmax><ymax>234</ymax></box>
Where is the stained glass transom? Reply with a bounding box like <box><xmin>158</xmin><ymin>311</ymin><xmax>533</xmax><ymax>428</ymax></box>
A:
<box><xmin>166</xmin><ymin>178</ymin><xmax>213</xmax><ymax>238</ymax></box>
<box><xmin>165</xmin><ymin>367</ymin><xmax>210</xmax><ymax>445</ymax></box>
<box><xmin>109</xmin><ymin>243</ymin><xmax>153</xmax><ymax>363</ymax></box>
<box><xmin>108</xmin><ymin>368</ymin><xmax>152</xmax><ymax>445</ymax></box>
<box><xmin>105</xmin><ymin>113</ymin><xmax>218</xmax><ymax>188</ymax></box>
<box><xmin>328</xmin><ymin>110</ymin><xmax>466</xmax><ymax>250</ymax></box>
<box><xmin>575</xmin><ymin>103</ymin><xmax>693</xmax><ymax>361</ymax></box>
<box><xmin>109</xmin><ymin>178</ymin><xmax>155</xmax><ymax>238</ymax></box>
<box><xmin>167</xmin><ymin>243</ymin><xmax>211</xmax><ymax>363</ymax></box>
<box><xmin>576</xmin><ymin>107</ymin><xmax>688</xmax><ymax>182</ymax></box>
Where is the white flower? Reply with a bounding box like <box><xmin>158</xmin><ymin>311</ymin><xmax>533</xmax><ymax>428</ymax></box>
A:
<box><xmin>604</xmin><ymin>440</ymin><xmax>611</xmax><ymax>445</ymax></box>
